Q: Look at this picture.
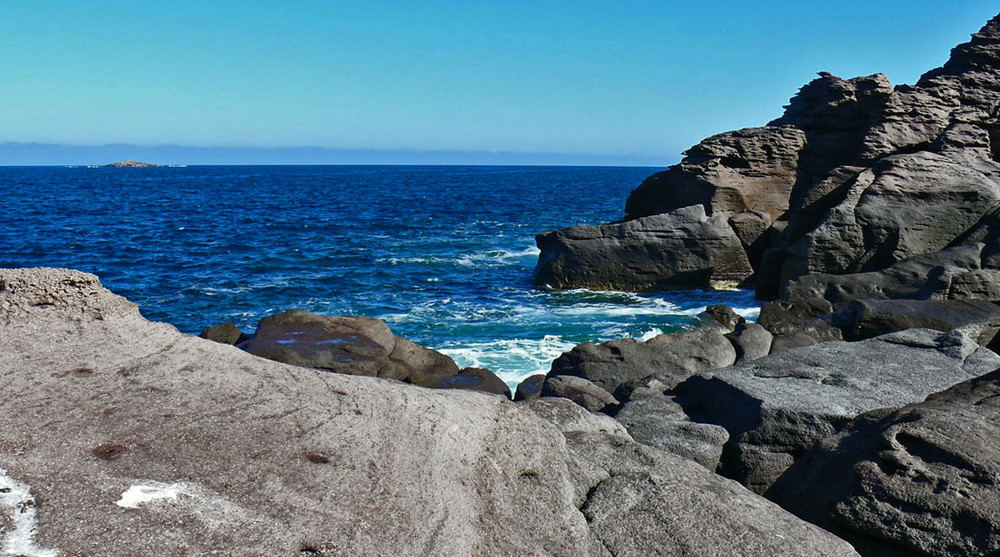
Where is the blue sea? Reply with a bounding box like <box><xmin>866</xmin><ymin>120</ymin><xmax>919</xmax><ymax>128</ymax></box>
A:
<box><xmin>2</xmin><ymin>165</ymin><xmax>758</xmax><ymax>388</ymax></box>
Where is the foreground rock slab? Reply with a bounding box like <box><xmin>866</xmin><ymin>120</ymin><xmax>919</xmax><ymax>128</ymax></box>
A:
<box><xmin>674</xmin><ymin>329</ymin><xmax>1000</xmax><ymax>493</ymax></box>
<box><xmin>767</xmin><ymin>369</ymin><xmax>1000</xmax><ymax>556</ymax></box>
<box><xmin>0</xmin><ymin>268</ymin><xmax>857</xmax><ymax>556</ymax></box>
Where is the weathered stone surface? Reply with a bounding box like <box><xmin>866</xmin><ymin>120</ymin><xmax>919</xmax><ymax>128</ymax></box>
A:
<box><xmin>613</xmin><ymin>379</ymin><xmax>729</xmax><ymax>470</ymax></box>
<box><xmin>0</xmin><ymin>268</ymin><xmax>857</xmax><ymax>556</ymax></box>
<box><xmin>625</xmin><ymin>126</ymin><xmax>807</xmax><ymax>220</ymax></box>
<box><xmin>673</xmin><ymin>328</ymin><xmax>1000</xmax><ymax>493</ymax></box>
<box><xmin>239</xmin><ymin>309</ymin><xmax>460</xmax><ymax>384</ymax></box>
<box><xmin>0</xmin><ymin>269</ymin><xmax>588</xmax><ymax>555</ymax></box>
<box><xmin>527</xmin><ymin>400</ymin><xmax>859</xmax><ymax>557</ymax></box>
<box><xmin>769</xmin><ymin>331</ymin><xmax>819</xmax><ymax>354</ymax></box>
<box><xmin>725</xmin><ymin>322</ymin><xmax>773</xmax><ymax>362</ymax></box>
<box><xmin>198</xmin><ymin>322</ymin><xmax>249</xmax><ymax>345</ymax></box>
<box><xmin>832</xmin><ymin>298</ymin><xmax>1000</xmax><ymax>342</ymax></box>
<box><xmin>767</xmin><ymin>369</ymin><xmax>1000</xmax><ymax>556</ymax></box>
<box><xmin>757</xmin><ymin>301</ymin><xmax>844</xmax><ymax>342</ymax></box>
<box><xmin>548</xmin><ymin>329</ymin><xmax>736</xmax><ymax>395</ymax></box>
<box><xmin>534</xmin><ymin>205</ymin><xmax>753</xmax><ymax>290</ymax></box>
<box><xmin>541</xmin><ymin>376</ymin><xmax>619</xmax><ymax>413</ymax></box>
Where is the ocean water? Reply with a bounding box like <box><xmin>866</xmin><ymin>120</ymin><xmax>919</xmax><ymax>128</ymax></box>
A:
<box><xmin>2</xmin><ymin>165</ymin><xmax>758</xmax><ymax>388</ymax></box>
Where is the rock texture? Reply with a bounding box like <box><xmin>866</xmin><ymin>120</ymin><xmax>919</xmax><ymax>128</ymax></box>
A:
<box><xmin>548</xmin><ymin>329</ymin><xmax>736</xmax><ymax>395</ymax></box>
<box><xmin>535</xmin><ymin>13</ymin><xmax>1000</xmax><ymax>304</ymax></box>
<box><xmin>0</xmin><ymin>268</ymin><xmax>858</xmax><ymax>555</ymax></box>
<box><xmin>767</xmin><ymin>369</ymin><xmax>1000</xmax><ymax>556</ymax></box>
<box><xmin>240</xmin><ymin>309</ymin><xmax>461</xmax><ymax>386</ymax></box>
<box><xmin>673</xmin><ymin>328</ymin><xmax>1000</xmax><ymax>493</ymax></box>
<box><xmin>534</xmin><ymin>205</ymin><xmax>753</xmax><ymax>290</ymax></box>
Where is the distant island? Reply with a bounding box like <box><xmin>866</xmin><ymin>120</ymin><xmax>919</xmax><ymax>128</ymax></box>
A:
<box><xmin>104</xmin><ymin>160</ymin><xmax>163</xmax><ymax>168</ymax></box>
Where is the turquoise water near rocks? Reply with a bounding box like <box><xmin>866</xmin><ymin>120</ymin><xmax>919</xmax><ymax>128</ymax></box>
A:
<box><xmin>2</xmin><ymin>165</ymin><xmax>758</xmax><ymax>387</ymax></box>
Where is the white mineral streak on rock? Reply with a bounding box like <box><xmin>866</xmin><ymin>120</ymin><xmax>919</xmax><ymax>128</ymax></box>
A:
<box><xmin>116</xmin><ymin>482</ymin><xmax>193</xmax><ymax>509</ymax></box>
<box><xmin>0</xmin><ymin>466</ymin><xmax>58</xmax><ymax>557</ymax></box>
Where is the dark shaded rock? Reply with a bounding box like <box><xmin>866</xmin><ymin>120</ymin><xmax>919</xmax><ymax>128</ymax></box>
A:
<box><xmin>758</xmin><ymin>301</ymin><xmax>844</xmax><ymax>342</ymax></box>
<box><xmin>699</xmin><ymin>304</ymin><xmax>744</xmax><ymax>331</ymax></box>
<box><xmin>534</xmin><ymin>205</ymin><xmax>753</xmax><ymax>290</ymax></box>
<box><xmin>767</xmin><ymin>368</ymin><xmax>1000</xmax><ymax>556</ymax></box>
<box><xmin>832</xmin><ymin>298</ymin><xmax>1000</xmax><ymax>342</ymax></box>
<box><xmin>240</xmin><ymin>310</ymin><xmax>459</xmax><ymax>384</ymax></box>
<box><xmin>386</xmin><ymin>336</ymin><xmax>461</xmax><ymax>386</ymax></box>
<box><xmin>784</xmin><ymin>242</ymin><xmax>1000</xmax><ymax>311</ymax></box>
<box><xmin>674</xmin><ymin>328</ymin><xmax>1000</xmax><ymax>493</ymax></box>
<box><xmin>540</xmin><ymin>375</ymin><xmax>619</xmax><ymax>413</ymax></box>
<box><xmin>613</xmin><ymin>378</ymin><xmax>730</xmax><ymax>470</ymax></box>
<box><xmin>198</xmin><ymin>322</ymin><xmax>249</xmax><ymax>345</ymax></box>
<box><xmin>725</xmin><ymin>322</ymin><xmax>773</xmax><ymax>362</ymax></box>
<box><xmin>769</xmin><ymin>331</ymin><xmax>819</xmax><ymax>354</ymax></box>
<box><xmin>438</xmin><ymin>367</ymin><xmax>511</xmax><ymax>399</ymax></box>
<box><xmin>548</xmin><ymin>329</ymin><xmax>736</xmax><ymax>395</ymax></box>
<box><xmin>513</xmin><ymin>373</ymin><xmax>545</xmax><ymax>402</ymax></box>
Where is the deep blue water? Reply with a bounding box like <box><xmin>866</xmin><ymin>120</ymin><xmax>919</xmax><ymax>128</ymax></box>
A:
<box><xmin>2</xmin><ymin>165</ymin><xmax>757</xmax><ymax>387</ymax></box>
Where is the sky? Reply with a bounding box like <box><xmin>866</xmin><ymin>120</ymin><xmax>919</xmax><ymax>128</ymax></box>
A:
<box><xmin>1</xmin><ymin>1</ymin><xmax>998</xmax><ymax>165</ymax></box>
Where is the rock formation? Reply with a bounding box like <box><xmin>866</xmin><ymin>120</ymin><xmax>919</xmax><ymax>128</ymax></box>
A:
<box><xmin>0</xmin><ymin>267</ymin><xmax>858</xmax><ymax>555</ymax></box>
<box><xmin>535</xmin><ymin>13</ymin><xmax>1000</xmax><ymax>310</ymax></box>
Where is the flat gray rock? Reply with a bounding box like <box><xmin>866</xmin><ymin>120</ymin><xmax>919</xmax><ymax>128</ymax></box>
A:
<box><xmin>674</xmin><ymin>328</ymin><xmax>1000</xmax><ymax>493</ymax></box>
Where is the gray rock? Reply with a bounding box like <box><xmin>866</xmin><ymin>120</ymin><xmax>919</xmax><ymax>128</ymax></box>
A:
<box><xmin>769</xmin><ymin>331</ymin><xmax>819</xmax><ymax>354</ymax></box>
<box><xmin>767</xmin><ymin>368</ymin><xmax>1000</xmax><ymax>556</ymax></box>
<box><xmin>832</xmin><ymin>298</ymin><xmax>1000</xmax><ymax>342</ymax></box>
<box><xmin>614</xmin><ymin>379</ymin><xmax>729</xmax><ymax>470</ymax></box>
<box><xmin>699</xmin><ymin>304</ymin><xmax>744</xmax><ymax>331</ymax></box>
<box><xmin>541</xmin><ymin>376</ymin><xmax>619</xmax><ymax>413</ymax></box>
<box><xmin>534</xmin><ymin>205</ymin><xmax>753</xmax><ymax>290</ymax></box>
<box><xmin>527</xmin><ymin>399</ymin><xmax>859</xmax><ymax>557</ymax></box>
<box><xmin>548</xmin><ymin>329</ymin><xmax>736</xmax><ymax>395</ymax></box>
<box><xmin>0</xmin><ymin>269</ymin><xmax>589</xmax><ymax>555</ymax></box>
<box><xmin>725</xmin><ymin>322</ymin><xmax>773</xmax><ymax>362</ymax></box>
<box><xmin>198</xmin><ymin>322</ymin><xmax>249</xmax><ymax>345</ymax></box>
<box><xmin>0</xmin><ymin>268</ymin><xmax>858</xmax><ymax>556</ymax></box>
<box><xmin>673</xmin><ymin>328</ymin><xmax>1000</xmax><ymax>493</ymax></box>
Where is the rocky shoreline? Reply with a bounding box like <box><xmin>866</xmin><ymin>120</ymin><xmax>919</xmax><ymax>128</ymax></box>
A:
<box><xmin>5</xmin><ymin>12</ymin><xmax>1000</xmax><ymax>557</ymax></box>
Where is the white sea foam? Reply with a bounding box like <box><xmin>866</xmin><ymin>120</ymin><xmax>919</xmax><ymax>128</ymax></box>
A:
<box><xmin>0</xmin><ymin>466</ymin><xmax>58</xmax><ymax>557</ymax></box>
<box><xmin>440</xmin><ymin>334</ymin><xmax>578</xmax><ymax>388</ymax></box>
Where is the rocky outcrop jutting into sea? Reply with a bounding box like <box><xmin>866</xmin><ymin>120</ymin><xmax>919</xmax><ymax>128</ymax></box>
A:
<box><xmin>535</xmin><ymin>12</ymin><xmax>1000</xmax><ymax>308</ymax></box>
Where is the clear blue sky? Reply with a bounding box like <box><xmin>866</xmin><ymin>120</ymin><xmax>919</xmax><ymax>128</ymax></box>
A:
<box><xmin>1</xmin><ymin>1</ymin><xmax>997</xmax><ymax>163</ymax></box>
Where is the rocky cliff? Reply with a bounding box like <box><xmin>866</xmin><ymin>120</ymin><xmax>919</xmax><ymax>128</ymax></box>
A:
<box><xmin>536</xmin><ymin>12</ymin><xmax>1000</xmax><ymax>306</ymax></box>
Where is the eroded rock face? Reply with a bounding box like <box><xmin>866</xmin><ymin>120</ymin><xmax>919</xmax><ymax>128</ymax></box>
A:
<box><xmin>0</xmin><ymin>268</ymin><xmax>858</xmax><ymax>555</ymax></box>
<box><xmin>536</xmin><ymin>13</ymin><xmax>1000</xmax><ymax>301</ymax></box>
<box><xmin>534</xmin><ymin>205</ymin><xmax>753</xmax><ymax>290</ymax></box>
<box><xmin>767</xmin><ymin>369</ymin><xmax>1000</xmax><ymax>557</ymax></box>
<box><xmin>673</xmin><ymin>328</ymin><xmax>1000</xmax><ymax>493</ymax></box>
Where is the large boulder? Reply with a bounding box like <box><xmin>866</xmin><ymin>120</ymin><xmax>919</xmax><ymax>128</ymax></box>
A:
<box><xmin>240</xmin><ymin>309</ymin><xmax>461</xmax><ymax>385</ymax></box>
<box><xmin>548</xmin><ymin>329</ymin><xmax>737</xmax><ymax>395</ymax></box>
<box><xmin>534</xmin><ymin>205</ymin><xmax>753</xmax><ymax>290</ymax></box>
<box><xmin>0</xmin><ymin>268</ymin><xmax>859</xmax><ymax>556</ymax></box>
<box><xmin>767</xmin><ymin>369</ymin><xmax>1000</xmax><ymax>556</ymax></box>
<box><xmin>832</xmin><ymin>298</ymin><xmax>1000</xmax><ymax>342</ymax></box>
<box><xmin>673</xmin><ymin>328</ymin><xmax>1000</xmax><ymax>493</ymax></box>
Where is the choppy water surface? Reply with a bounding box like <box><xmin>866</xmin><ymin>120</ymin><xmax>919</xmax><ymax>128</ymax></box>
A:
<box><xmin>2</xmin><ymin>165</ymin><xmax>758</xmax><ymax>387</ymax></box>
